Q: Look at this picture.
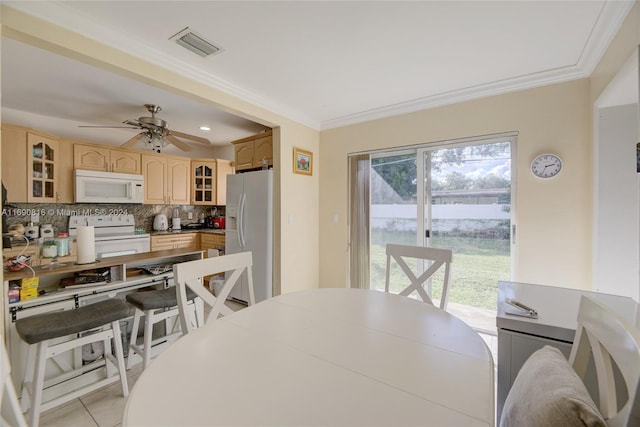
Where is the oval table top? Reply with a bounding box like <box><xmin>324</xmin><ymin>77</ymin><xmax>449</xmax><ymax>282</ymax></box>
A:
<box><xmin>123</xmin><ymin>288</ymin><xmax>495</xmax><ymax>426</ymax></box>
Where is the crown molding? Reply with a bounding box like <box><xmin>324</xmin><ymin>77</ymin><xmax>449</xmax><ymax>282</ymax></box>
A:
<box><xmin>577</xmin><ymin>0</ymin><xmax>635</xmax><ymax>74</ymax></box>
<box><xmin>320</xmin><ymin>66</ymin><xmax>590</xmax><ymax>130</ymax></box>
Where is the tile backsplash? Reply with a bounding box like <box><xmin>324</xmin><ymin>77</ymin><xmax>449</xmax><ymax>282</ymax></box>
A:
<box><xmin>2</xmin><ymin>203</ymin><xmax>225</xmax><ymax>235</ymax></box>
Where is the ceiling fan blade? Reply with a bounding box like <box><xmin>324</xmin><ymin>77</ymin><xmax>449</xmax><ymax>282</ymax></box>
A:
<box><xmin>121</xmin><ymin>132</ymin><xmax>148</xmax><ymax>148</ymax></box>
<box><xmin>165</xmin><ymin>134</ymin><xmax>193</xmax><ymax>152</ymax></box>
<box><xmin>169</xmin><ymin>130</ymin><xmax>211</xmax><ymax>145</ymax></box>
<box><xmin>78</xmin><ymin>125</ymin><xmax>139</xmax><ymax>129</ymax></box>
<box><xmin>123</xmin><ymin>119</ymin><xmax>143</xmax><ymax>127</ymax></box>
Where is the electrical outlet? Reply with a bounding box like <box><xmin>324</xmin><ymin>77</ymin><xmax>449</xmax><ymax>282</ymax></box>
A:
<box><xmin>31</xmin><ymin>213</ymin><xmax>39</xmax><ymax>223</ymax></box>
<box><xmin>188</xmin><ymin>212</ymin><xmax>193</xmax><ymax>220</ymax></box>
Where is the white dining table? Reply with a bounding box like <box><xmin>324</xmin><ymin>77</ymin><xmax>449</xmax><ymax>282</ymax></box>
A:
<box><xmin>123</xmin><ymin>288</ymin><xmax>495</xmax><ymax>426</ymax></box>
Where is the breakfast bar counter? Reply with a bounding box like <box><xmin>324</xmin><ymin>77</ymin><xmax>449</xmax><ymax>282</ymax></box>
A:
<box><xmin>2</xmin><ymin>248</ymin><xmax>204</xmax><ymax>399</ymax></box>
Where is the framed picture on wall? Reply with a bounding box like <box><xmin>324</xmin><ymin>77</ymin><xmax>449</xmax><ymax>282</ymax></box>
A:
<box><xmin>293</xmin><ymin>147</ymin><xmax>313</xmax><ymax>176</ymax></box>
<box><xmin>637</xmin><ymin>142</ymin><xmax>640</xmax><ymax>173</ymax></box>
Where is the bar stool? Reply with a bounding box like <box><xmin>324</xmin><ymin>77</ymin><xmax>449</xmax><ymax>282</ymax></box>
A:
<box><xmin>126</xmin><ymin>285</ymin><xmax>202</xmax><ymax>371</ymax></box>
<box><xmin>15</xmin><ymin>298</ymin><xmax>130</xmax><ymax>427</ymax></box>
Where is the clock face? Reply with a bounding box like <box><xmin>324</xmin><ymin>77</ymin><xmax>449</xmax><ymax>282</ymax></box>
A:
<box><xmin>531</xmin><ymin>154</ymin><xmax>562</xmax><ymax>179</ymax></box>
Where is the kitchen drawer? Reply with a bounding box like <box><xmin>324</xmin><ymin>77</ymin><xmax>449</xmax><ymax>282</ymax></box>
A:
<box><xmin>151</xmin><ymin>233</ymin><xmax>198</xmax><ymax>251</ymax></box>
<box><xmin>199</xmin><ymin>233</ymin><xmax>225</xmax><ymax>254</ymax></box>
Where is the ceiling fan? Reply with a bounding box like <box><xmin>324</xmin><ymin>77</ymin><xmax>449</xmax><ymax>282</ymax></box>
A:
<box><xmin>80</xmin><ymin>104</ymin><xmax>211</xmax><ymax>152</ymax></box>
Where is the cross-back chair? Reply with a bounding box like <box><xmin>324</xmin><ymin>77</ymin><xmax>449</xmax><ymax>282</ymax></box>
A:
<box><xmin>500</xmin><ymin>296</ymin><xmax>640</xmax><ymax>427</ymax></box>
<box><xmin>174</xmin><ymin>251</ymin><xmax>255</xmax><ymax>335</ymax></box>
<box><xmin>569</xmin><ymin>296</ymin><xmax>640</xmax><ymax>427</ymax></box>
<box><xmin>385</xmin><ymin>243</ymin><xmax>452</xmax><ymax>310</ymax></box>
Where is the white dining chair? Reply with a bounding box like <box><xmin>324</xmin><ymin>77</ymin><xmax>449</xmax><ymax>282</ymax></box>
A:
<box><xmin>569</xmin><ymin>296</ymin><xmax>640</xmax><ymax>426</ymax></box>
<box><xmin>174</xmin><ymin>251</ymin><xmax>255</xmax><ymax>335</ymax></box>
<box><xmin>500</xmin><ymin>296</ymin><xmax>640</xmax><ymax>427</ymax></box>
<box><xmin>385</xmin><ymin>243</ymin><xmax>452</xmax><ymax>310</ymax></box>
<box><xmin>1</xmin><ymin>334</ymin><xmax>27</xmax><ymax>427</ymax></box>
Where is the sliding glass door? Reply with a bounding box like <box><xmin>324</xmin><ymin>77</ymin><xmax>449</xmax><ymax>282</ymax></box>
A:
<box><xmin>364</xmin><ymin>136</ymin><xmax>515</xmax><ymax>332</ymax></box>
<box><xmin>424</xmin><ymin>141</ymin><xmax>512</xmax><ymax>331</ymax></box>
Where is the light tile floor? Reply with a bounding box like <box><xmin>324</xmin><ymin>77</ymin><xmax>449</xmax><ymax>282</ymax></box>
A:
<box><xmin>39</xmin><ymin>363</ymin><xmax>143</xmax><ymax>427</ymax></box>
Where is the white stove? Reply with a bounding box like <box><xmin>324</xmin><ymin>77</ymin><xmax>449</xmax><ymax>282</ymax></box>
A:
<box><xmin>69</xmin><ymin>214</ymin><xmax>150</xmax><ymax>258</ymax></box>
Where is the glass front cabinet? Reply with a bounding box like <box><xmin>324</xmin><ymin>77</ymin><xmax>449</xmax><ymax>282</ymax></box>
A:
<box><xmin>27</xmin><ymin>132</ymin><xmax>58</xmax><ymax>202</ymax></box>
<box><xmin>192</xmin><ymin>161</ymin><xmax>216</xmax><ymax>205</ymax></box>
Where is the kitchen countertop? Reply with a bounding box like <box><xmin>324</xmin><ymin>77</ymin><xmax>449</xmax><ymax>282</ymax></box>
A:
<box><xmin>150</xmin><ymin>229</ymin><xmax>225</xmax><ymax>236</ymax></box>
<box><xmin>4</xmin><ymin>248</ymin><xmax>204</xmax><ymax>282</ymax></box>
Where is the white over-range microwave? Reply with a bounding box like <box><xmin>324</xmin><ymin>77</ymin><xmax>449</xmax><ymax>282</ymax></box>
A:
<box><xmin>75</xmin><ymin>169</ymin><xmax>144</xmax><ymax>204</ymax></box>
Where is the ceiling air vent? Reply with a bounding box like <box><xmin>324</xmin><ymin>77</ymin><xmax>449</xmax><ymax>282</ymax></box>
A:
<box><xmin>170</xmin><ymin>27</ymin><xmax>221</xmax><ymax>58</ymax></box>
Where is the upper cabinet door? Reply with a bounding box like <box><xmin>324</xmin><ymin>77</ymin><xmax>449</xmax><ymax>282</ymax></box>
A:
<box><xmin>192</xmin><ymin>160</ymin><xmax>216</xmax><ymax>205</ymax></box>
<box><xmin>27</xmin><ymin>132</ymin><xmax>59</xmax><ymax>203</ymax></box>
<box><xmin>110</xmin><ymin>148</ymin><xmax>141</xmax><ymax>174</ymax></box>
<box><xmin>74</xmin><ymin>144</ymin><xmax>110</xmax><ymax>171</ymax></box>
<box><xmin>253</xmin><ymin>136</ymin><xmax>273</xmax><ymax>168</ymax></box>
<box><xmin>142</xmin><ymin>154</ymin><xmax>167</xmax><ymax>204</ymax></box>
<box><xmin>167</xmin><ymin>157</ymin><xmax>190</xmax><ymax>205</ymax></box>
<box><xmin>234</xmin><ymin>141</ymin><xmax>254</xmax><ymax>171</ymax></box>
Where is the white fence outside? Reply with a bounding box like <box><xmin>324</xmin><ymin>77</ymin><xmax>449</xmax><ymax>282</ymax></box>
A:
<box><xmin>372</xmin><ymin>204</ymin><xmax>510</xmax><ymax>233</ymax></box>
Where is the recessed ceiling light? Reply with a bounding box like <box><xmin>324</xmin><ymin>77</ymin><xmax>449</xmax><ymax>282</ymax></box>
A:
<box><xmin>200</xmin><ymin>126</ymin><xmax>211</xmax><ymax>131</ymax></box>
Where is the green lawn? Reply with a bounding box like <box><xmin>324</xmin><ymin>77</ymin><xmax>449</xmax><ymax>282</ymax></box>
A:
<box><xmin>370</xmin><ymin>232</ymin><xmax>510</xmax><ymax>310</ymax></box>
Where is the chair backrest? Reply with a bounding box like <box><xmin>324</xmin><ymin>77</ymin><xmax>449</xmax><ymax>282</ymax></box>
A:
<box><xmin>569</xmin><ymin>296</ymin><xmax>640</xmax><ymax>427</ymax></box>
<box><xmin>385</xmin><ymin>243</ymin><xmax>452</xmax><ymax>310</ymax></box>
<box><xmin>174</xmin><ymin>252</ymin><xmax>254</xmax><ymax>335</ymax></box>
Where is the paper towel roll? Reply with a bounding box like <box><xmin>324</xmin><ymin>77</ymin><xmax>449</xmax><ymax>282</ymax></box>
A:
<box><xmin>76</xmin><ymin>226</ymin><xmax>96</xmax><ymax>264</ymax></box>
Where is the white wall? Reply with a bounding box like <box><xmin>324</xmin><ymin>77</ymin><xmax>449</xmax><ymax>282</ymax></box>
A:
<box><xmin>594</xmin><ymin>103</ymin><xmax>639</xmax><ymax>298</ymax></box>
<box><xmin>589</xmin><ymin>3</ymin><xmax>640</xmax><ymax>300</ymax></box>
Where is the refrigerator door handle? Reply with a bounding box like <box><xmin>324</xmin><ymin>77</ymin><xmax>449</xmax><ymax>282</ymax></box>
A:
<box><xmin>239</xmin><ymin>193</ymin><xmax>247</xmax><ymax>249</ymax></box>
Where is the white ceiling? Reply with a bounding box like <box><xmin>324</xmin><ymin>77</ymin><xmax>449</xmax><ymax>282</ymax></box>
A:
<box><xmin>1</xmin><ymin>1</ymin><xmax>635</xmax><ymax>155</ymax></box>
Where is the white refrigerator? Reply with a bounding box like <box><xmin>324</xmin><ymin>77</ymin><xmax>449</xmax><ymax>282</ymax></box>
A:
<box><xmin>225</xmin><ymin>169</ymin><xmax>273</xmax><ymax>303</ymax></box>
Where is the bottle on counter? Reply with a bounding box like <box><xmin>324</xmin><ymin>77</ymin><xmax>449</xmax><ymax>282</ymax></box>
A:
<box><xmin>41</xmin><ymin>239</ymin><xmax>57</xmax><ymax>258</ymax></box>
<box><xmin>56</xmin><ymin>233</ymin><xmax>70</xmax><ymax>257</ymax></box>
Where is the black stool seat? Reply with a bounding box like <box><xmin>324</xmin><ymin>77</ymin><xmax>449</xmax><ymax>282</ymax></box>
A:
<box><xmin>15</xmin><ymin>299</ymin><xmax>131</xmax><ymax>345</ymax></box>
<box><xmin>126</xmin><ymin>287</ymin><xmax>197</xmax><ymax>311</ymax></box>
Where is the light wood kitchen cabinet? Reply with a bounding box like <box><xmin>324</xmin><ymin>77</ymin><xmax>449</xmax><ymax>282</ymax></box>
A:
<box><xmin>142</xmin><ymin>154</ymin><xmax>190</xmax><ymax>205</ymax></box>
<box><xmin>74</xmin><ymin>143</ymin><xmax>141</xmax><ymax>174</ymax></box>
<box><xmin>231</xmin><ymin>130</ymin><xmax>273</xmax><ymax>172</ymax></box>
<box><xmin>3</xmin><ymin>126</ymin><xmax>59</xmax><ymax>203</ymax></box>
<box><xmin>27</xmin><ymin>132</ymin><xmax>58</xmax><ymax>203</ymax></box>
<box><xmin>56</xmin><ymin>140</ymin><xmax>75</xmax><ymax>203</ymax></box>
<box><xmin>191</xmin><ymin>159</ymin><xmax>234</xmax><ymax>206</ymax></box>
<box><xmin>1</xmin><ymin>124</ymin><xmax>28</xmax><ymax>202</ymax></box>
<box><xmin>199</xmin><ymin>233</ymin><xmax>225</xmax><ymax>256</ymax></box>
<box><xmin>2</xmin><ymin>124</ymin><xmax>73</xmax><ymax>204</ymax></box>
<box><xmin>150</xmin><ymin>233</ymin><xmax>198</xmax><ymax>251</ymax></box>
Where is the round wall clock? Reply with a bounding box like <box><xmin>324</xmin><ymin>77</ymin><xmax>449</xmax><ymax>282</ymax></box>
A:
<box><xmin>530</xmin><ymin>153</ymin><xmax>563</xmax><ymax>179</ymax></box>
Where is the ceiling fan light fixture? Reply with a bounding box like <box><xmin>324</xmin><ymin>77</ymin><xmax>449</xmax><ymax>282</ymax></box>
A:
<box><xmin>170</xmin><ymin>27</ymin><xmax>221</xmax><ymax>58</ymax></box>
<box><xmin>143</xmin><ymin>132</ymin><xmax>168</xmax><ymax>153</ymax></box>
